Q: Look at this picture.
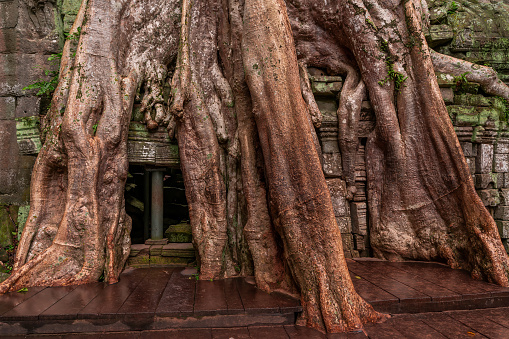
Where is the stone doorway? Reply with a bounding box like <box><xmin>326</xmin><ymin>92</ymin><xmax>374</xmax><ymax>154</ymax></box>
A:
<box><xmin>125</xmin><ymin>121</ymin><xmax>195</xmax><ymax>267</ymax></box>
<box><xmin>125</xmin><ymin>165</ymin><xmax>196</xmax><ymax>267</ymax></box>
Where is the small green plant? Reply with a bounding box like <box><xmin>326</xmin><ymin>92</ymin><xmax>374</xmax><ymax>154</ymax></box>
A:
<box><xmin>378</xmin><ymin>40</ymin><xmax>408</xmax><ymax>93</ymax></box>
<box><xmin>453</xmin><ymin>72</ymin><xmax>471</xmax><ymax>92</ymax></box>
<box><xmin>65</xmin><ymin>26</ymin><xmax>82</xmax><ymax>41</ymax></box>
<box><xmin>92</xmin><ymin>124</ymin><xmax>98</xmax><ymax>135</ymax></box>
<box><xmin>22</xmin><ymin>27</ymin><xmax>82</xmax><ymax>98</ymax></box>
<box><xmin>22</xmin><ymin>62</ymin><xmax>60</xmax><ymax>97</ymax></box>
<box><xmin>498</xmin><ymin>96</ymin><xmax>509</xmax><ymax>121</ymax></box>
<box><xmin>365</xmin><ymin>17</ymin><xmax>377</xmax><ymax>31</ymax></box>
<box><xmin>447</xmin><ymin>1</ymin><xmax>458</xmax><ymax>15</ymax></box>
<box><xmin>17</xmin><ymin>287</ymin><xmax>28</xmax><ymax>293</ymax></box>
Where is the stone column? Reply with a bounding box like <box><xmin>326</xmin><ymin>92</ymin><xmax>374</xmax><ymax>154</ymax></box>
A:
<box><xmin>143</xmin><ymin>168</ymin><xmax>150</xmax><ymax>241</ymax></box>
<box><xmin>151</xmin><ymin>170</ymin><xmax>164</xmax><ymax>240</ymax></box>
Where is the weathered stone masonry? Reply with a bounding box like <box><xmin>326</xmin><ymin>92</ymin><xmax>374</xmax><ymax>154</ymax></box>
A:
<box><xmin>0</xmin><ymin>1</ymin><xmax>65</xmax><ymax>268</ymax></box>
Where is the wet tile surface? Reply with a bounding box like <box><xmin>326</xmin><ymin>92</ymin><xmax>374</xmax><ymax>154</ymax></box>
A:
<box><xmin>0</xmin><ymin>260</ymin><xmax>508</xmax><ymax>337</ymax></box>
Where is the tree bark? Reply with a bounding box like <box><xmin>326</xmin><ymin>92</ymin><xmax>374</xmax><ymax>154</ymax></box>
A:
<box><xmin>1</xmin><ymin>0</ymin><xmax>509</xmax><ymax>334</ymax></box>
<box><xmin>241</xmin><ymin>0</ymin><xmax>386</xmax><ymax>332</ymax></box>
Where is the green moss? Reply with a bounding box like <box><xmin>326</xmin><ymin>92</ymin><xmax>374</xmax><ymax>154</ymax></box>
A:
<box><xmin>378</xmin><ymin>40</ymin><xmax>407</xmax><ymax>93</ymax></box>
<box><xmin>17</xmin><ymin>205</ymin><xmax>30</xmax><ymax>240</ymax></box>
<box><xmin>0</xmin><ymin>205</ymin><xmax>18</xmax><ymax>248</ymax></box>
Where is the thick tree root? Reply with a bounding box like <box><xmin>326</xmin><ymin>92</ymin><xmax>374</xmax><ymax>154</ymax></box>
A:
<box><xmin>336</xmin><ymin>67</ymin><xmax>365</xmax><ymax>200</ymax></box>
<box><xmin>242</xmin><ymin>0</ymin><xmax>387</xmax><ymax>332</ymax></box>
<box><xmin>358</xmin><ymin>0</ymin><xmax>509</xmax><ymax>285</ymax></box>
<box><xmin>431</xmin><ymin>50</ymin><xmax>509</xmax><ymax>100</ymax></box>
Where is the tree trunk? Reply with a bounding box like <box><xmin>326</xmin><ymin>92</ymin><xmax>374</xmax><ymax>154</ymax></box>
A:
<box><xmin>1</xmin><ymin>0</ymin><xmax>509</xmax><ymax>334</ymax></box>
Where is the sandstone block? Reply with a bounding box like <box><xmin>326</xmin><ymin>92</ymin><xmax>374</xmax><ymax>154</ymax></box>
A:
<box><xmin>128</xmin><ymin>248</ymin><xmax>150</xmax><ymax>268</ymax></box>
<box><xmin>465</xmin><ymin>157</ymin><xmax>475</xmax><ymax>175</ymax></box>
<box><xmin>149</xmin><ymin>245</ymin><xmax>163</xmax><ymax>257</ymax></box>
<box><xmin>475</xmin><ymin>173</ymin><xmax>499</xmax><ymax>189</ymax></box>
<box><xmin>436</xmin><ymin>73</ymin><xmax>456</xmax><ymax>88</ymax></box>
<box><xmin>130</xmin><ymin>244</ymin><xmax>149</xmax><ymax>257</ymax></box>
<box><xmin>353</xmin><ymin>182</ymin><xmax>367</xmax><ymax>202</ymax></box>
<box><xmin>477</xmin><ymin>189</ymin><xmax>500</xmax><ymax>207</ymax></box>
<box><xmin>496</xmin><ymin>143</ymin><xmax>509</xmax><ymax>154</ymax></box>
<box><xmin>461</xmin><ymin>142</ymin><xmax>476</xmax><ymax>157</ymax></box>
<box><xmin>15</xmin><ymin>96</ymin><xmax>41</xmax><ymax>118</ymax></box>
<box><xmin>503</xmin><ymin>173</ymin><xmax>509</xmax><ymax>188</ymax></box>
<box><xmin>447</xmin><ymin>105</ymin><xmax>477</xmax><ymax>126</ymax></box>
<box><xmin>0</xmin><ymin>54</ymin><xmax>54</xmax><ymax>96</ymax></box>
<box><xmin>336</xmin><ymin>217</ymin><xmax>352</xmax><ymax>234</ymax></box>
<box><xmin>0</xmin><ymin>204</ymin><xmax>17</xmax><ymax>247</ymax></box>
<box><xmin>341</xmin><ymin>233</ymin><xmax>353</xmax><ymax>252</ymax></box>
<box><xmin>164</xmin><ymin>222</ymin><xmax>192</xmax><ymax>243</ymax></box>
<box><xmin>326</xmin><ymin>178</ymin><xmax>349</xmax><ymax>216</ymax></box>
<box><xmin>429</xmin><ymin>6</ymin><xmax>447</xmax><ymax>24</ymax></box>
<box><xmin>150</xmin><ymin>255</ymin><xmax>193</xmax><ymax>267</ymax></box>
<box><xmin>478</xmin><ymin>107</ymin><xmax>501</xmax><ymax>128</ymax></box>
<box><xmin>0</xmin><ymin>96</ymin><xmax>16</xmax><ymax>120</ymax></box>
<box><xmin>162</xmin><ymin>243</ymin><xmax>195</xmax><ymax>258</ymax></box>
<box><xmin>311</xmin><ymin>81</ymin><xmax>342</xmax><ymax>97</ymax></box>
<box><xmin>0</xmin><ymin>28</ymin><xmax>17</xmax><ymax>54</ymax></box>
<box><xmin>321</xmin><ymin>139</ymin><xmax>339</xmax><ymax>153</ymax></box>
<box><xmin>440</xmin><ymin>88</ymin><xmax>454</xmax><ymax>104</ymax></box>
<box><xmin>351</xmin><ymin>202</ymin><xmax>367</xmax><ymax>235</ymax></box>
<box><xmin>354</xmin><ymin>234</ymin><xmax>365</xmax><ymax>251</ymax></box>
<box><xmin>475</xmin><ymin>143</ymin><xmax>494</xmax><ymax>174</ymax></box>
<box><xmin>499</xmin><ymin>189</ymin><xmax>509</xmax><ymax>205</ymax></box>
<box><xmin>495</xmin><ymin>206</ymin><xmax>509</xmax><ymax>220</ymax></box>
<box><xmin>454</xmin><ymin>94</ymin><xmax>491</xmax><ymax>107</ymax></box>
<box><xmin>322</xmin><ymin>152</ymin><xmax>342</xmax><ymax>178</ymax></box>
<box><xmin>427</xmin><ymin>25</ymin><xmax>453</xmax><ymax>47</ymax></box>
<box><xmin>0</xmin><ymin>0</ymin><xmax>19</xmax><ymax>29</ymax></box>
<box><xmin>0</xmin><ymin>120</ymin><xmax>18</xmax><ymax>194</ymax></box>
<box><xmin>496</xmin><ymin>221</ymin><xmax>509</xmax><ymax>239</ymax></box>
<box><xmin>494</xmin><ymin>154</ymin><xmax>509</xmax><ymax>173</ymax></box>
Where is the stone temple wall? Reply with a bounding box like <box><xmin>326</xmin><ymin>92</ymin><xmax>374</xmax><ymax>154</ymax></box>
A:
<box><xmin>0</xmin><ymin>0</ymin><xmax>509</xmax><ymax>264</ymax></box>
<box><xmin>315</xmin><ymin>0</ymin><xmax>509</xmax><ymax>257</ymax></box>
<box><xmin>0</xmin><ymin>0</ymin><xmax>64</xmax><ymax>262</ymax></box>
<box><xmin>312</xmin><ymin>71</ymin><xmax>509</xmax><ymax>257</ymax></box>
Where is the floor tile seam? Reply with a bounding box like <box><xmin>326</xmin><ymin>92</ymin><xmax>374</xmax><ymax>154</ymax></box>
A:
<box><xmin>419</xmin><ymin>314</ymin><xmax>486</xmax><ymax>339</ymax></box>
<box><xmin>0</xmin><ymin>287</ymin><xmax>48</xmax><ymax>317</ymax></box>
<box><xmin>41</xmin><ymin>284</ymin><xmax>106</xmax><ymax>319</ymax></box>
<box><xmin>349</xmin><ymin>265</ymin><xmax>430</xmax><ymax>297</ymax></box>
<box><xmin>223</xmin><ymin>278</ymin><xmax>246</xmax><ymax>313</ymax></box>
<box><xmin>119</xmin><ymin>270</ymin><xmax>174</xmax><ymax>314</ymax></box>
<box><xmin>30</xmin><ymin>285</ymin><xmax>79</xmax><ymax>320</ymax></box>
<box><xmin>446</xmin><ymin>311</ymin><xmax>503</xmax><ymax>338</ymax></box>
<box><xmin>367</xmin><ymin>262</ymin><xmax>487</xmax><ymax>296</ymax></box>
<box><xmin>349</xmin><ymin>269</ymin><xmax>412</xmax><ymax>303</ymax></box>
<box><xmin>108</xmin><ymin>269</ymin><xmax>152</xmax><ymax>316</ymax></box>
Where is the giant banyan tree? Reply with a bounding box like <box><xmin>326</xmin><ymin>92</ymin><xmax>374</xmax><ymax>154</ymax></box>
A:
<box><xmin>1</xmin><ymin>0</ymin><xmax>509</xmax><ymax>333</ymax></box>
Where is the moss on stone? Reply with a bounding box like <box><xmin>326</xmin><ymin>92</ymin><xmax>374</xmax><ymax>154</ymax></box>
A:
<box><xmin>0</xmin><ymin>205</ymin><xmax>17</xmax><ymax>248</ymax></box>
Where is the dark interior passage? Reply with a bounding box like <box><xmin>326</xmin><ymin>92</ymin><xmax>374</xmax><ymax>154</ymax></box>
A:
<box><xmin>125</xmin><ymin>165</ymin><xmax>190</xmax><ymax>244</ymax></box>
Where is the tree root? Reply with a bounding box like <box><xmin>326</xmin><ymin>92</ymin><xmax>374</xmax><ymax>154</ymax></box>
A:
<box><xmin>139</xmin><ymin>61</ymin><xmax>168</xmax><ymax>130</ymax></box>
<box><xmin>336</xmin><ymin>66</ymin><xmax>365</xmax><ymax>200</ymax></box>
<box><xmin>168</xmin><ymin>0</ymin><xmax>192</xmax><ymax>121</ymax></box>
<box><xmin>431</xmin><ymin>50</ymin><xmax>509</xmax><ymax>100</ymax></box>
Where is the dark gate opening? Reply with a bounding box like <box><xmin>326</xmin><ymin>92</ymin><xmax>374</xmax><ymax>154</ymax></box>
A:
<box><xmin>125</xmin><ymin>165</ymin><xmax>190</xmax><ymax>244</ymax></box>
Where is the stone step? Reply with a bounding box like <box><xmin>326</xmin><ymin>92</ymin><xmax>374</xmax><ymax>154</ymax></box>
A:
<box><xmin>0</xmin><ymin>268</ymin><xmax>300</xmax><ymax>336</ymax></box>
<box><xmin>128</xmin><ymin>243</ymin><xmax>196</xmax><ymax>268</ymax></box>
<box><xmin>164</xmin><ymin>222</ymin><xmax>192</xmax><ymax>243</ymax></box>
